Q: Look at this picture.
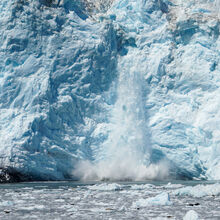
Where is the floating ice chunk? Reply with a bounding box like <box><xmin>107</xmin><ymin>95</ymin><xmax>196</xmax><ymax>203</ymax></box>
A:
<box><xmin>21</xmin><ymin>205</ymin><xmax>45</xmax><ymax>210</ymax></box>
<box><xmin>173</xmin><ymin>183</ymin><xmax>220</xmax><ymax>198</ymax></box>
<box><xmin>0</xmin><ymin>201</ymin><xmax>14</xmax><ymax>206</ymax></box>
<box><xmin>119</xmin><ymin>205</ymin><xmax>127</xmax><ymax>211</ymax></box>
<box><xmin>132</xmin><ymin>192</ymin><xmax>172</xmax><ymax>208</ymax></box>
<box><xmin>183</xmin><ymin>210</ymin><xmax>199</xmax><ymax>220</ymax></box>
<box><xmin>87</xmin><ymin>183</ymin><xmax>122</xmax><ymax>191</ymax></box>
<box><xmin>67</xmin><ymin>207</ymin><xmax>78</xmax><ymax>212</ymax></box>
<box><xmin>165</xmin><ymin>182</ymin><xmax>184</xmax><ymax>189</ymax></box>
<box><xmin>130</xmin><ymin>184</ymin><xmax>153</xmax><ymax>190</ymax></box>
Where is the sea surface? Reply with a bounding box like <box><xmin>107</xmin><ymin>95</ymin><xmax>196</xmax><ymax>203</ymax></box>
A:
<box><xmin>0</xmin><ymin>180</ymin><xmax>219</xmax><ymax>219</ymax></box>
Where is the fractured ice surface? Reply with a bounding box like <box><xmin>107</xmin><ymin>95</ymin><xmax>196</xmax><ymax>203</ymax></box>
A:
<box><xmin>0</xmin><ymin>0</ymin><xmax>220</xmax><ymax>180</ymax></box>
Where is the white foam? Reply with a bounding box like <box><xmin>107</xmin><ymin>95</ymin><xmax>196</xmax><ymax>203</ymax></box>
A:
<box><xmin>73</xmin><ymin>159</ymin><xmax>169</xmax><ymax>181</ymax></box>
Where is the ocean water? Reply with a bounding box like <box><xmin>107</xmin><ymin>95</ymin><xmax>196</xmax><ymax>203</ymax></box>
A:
<box><xmin>0</xmin><ymin>181</ymin><xmax>219</xmax><ymax>219</ymax></box>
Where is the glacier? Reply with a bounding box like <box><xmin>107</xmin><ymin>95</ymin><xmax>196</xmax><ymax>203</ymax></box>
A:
<box><xmin>0</xmin><ymin>0</ymin><xmax>220</xmax><ymax>182</ymax></box>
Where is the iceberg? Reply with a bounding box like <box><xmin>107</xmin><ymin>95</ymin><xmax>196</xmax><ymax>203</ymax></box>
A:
<box><xmin>183</xmin><ymin>210</ymin><xmax>199</xmax><ymax>220</ymax></box>
<box><xmin>172</xmin><ymin>183</ymin><xmax>220</xmax><ymax>197</ymax></box>
<box><xmin>132</xmin><ymin>192</ymin><xmax>172</xmax><ymax>208</ymax></box>
<box><xmin>0</xmin><ymin>0</ymin><xmax>220</xmax><ymax>181</ymax></box>
<box><xmin>87</xmin><ymin>183</ymin><xmax>122</xmax><ymax>191</ymax></box>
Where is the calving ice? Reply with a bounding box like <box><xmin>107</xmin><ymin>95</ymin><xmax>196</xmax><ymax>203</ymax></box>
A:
<box><xmin>0</xmin><ymin>0</ymin><xmax>219</xmax><ymax>182</ymax></box>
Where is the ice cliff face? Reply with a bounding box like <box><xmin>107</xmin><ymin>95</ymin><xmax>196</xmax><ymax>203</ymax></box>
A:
<box><xmin>0</xmin><ymin>0</ymin><xmax>219</xmax><ymax>181</ymax></box>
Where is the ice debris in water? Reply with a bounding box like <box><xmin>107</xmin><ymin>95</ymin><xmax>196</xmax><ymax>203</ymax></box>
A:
<box><xmin>132</xmin><ymin>192</ymin><xmax>172</xmax><ymax>208</ymax></box>
<box><xmin>0</xmin><ymin>182</ymin><xmax>219</xmax><ymax>219</ymax></box>
<box><xmin>183</xmin><ymin>210</ymin><xmax>199</xmax><ymax>220</ymax></box>
<box><xmin>172</xmin><ymin>183</ymin><xmax>220</xmax><ymax>198</ymax></box>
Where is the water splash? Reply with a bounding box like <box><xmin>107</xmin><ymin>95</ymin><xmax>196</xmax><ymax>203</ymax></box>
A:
<box><xmin>73</xmin><ymin>48</ymin><xmax>169</xmax><ymax>181</ymax></box>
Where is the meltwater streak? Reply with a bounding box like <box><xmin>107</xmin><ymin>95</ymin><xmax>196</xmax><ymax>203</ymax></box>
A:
<box><xmin>74</xmin><ymin>49</ymin><xmax>169</xmax><ymax>181</ymax></box>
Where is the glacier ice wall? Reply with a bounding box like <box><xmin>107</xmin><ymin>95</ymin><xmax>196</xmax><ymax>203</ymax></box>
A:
<box><xmin>0</xmin><ymin>0</ymin><xmax>220</xmax><ymax>181</ymax></box>
<box><xmin>0</xmin><ymin>0</ymin><xmax>118</xmax><ymax>180</ymax></box>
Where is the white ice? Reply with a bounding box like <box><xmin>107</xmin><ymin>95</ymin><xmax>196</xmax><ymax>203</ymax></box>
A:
<box><xmin>132</xmin><ymin>192</ymin><xmax>172</xmax><ymax>208</ymax></box>
<box><xmin>172</xmin><ymin>183</ymin><xmax>220</xmax><ymax>198</ymax></box>
<box><xmin>183</xmin><ymin>210</ymin><xmax>199</xmax><ymax>220</ymax></box>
